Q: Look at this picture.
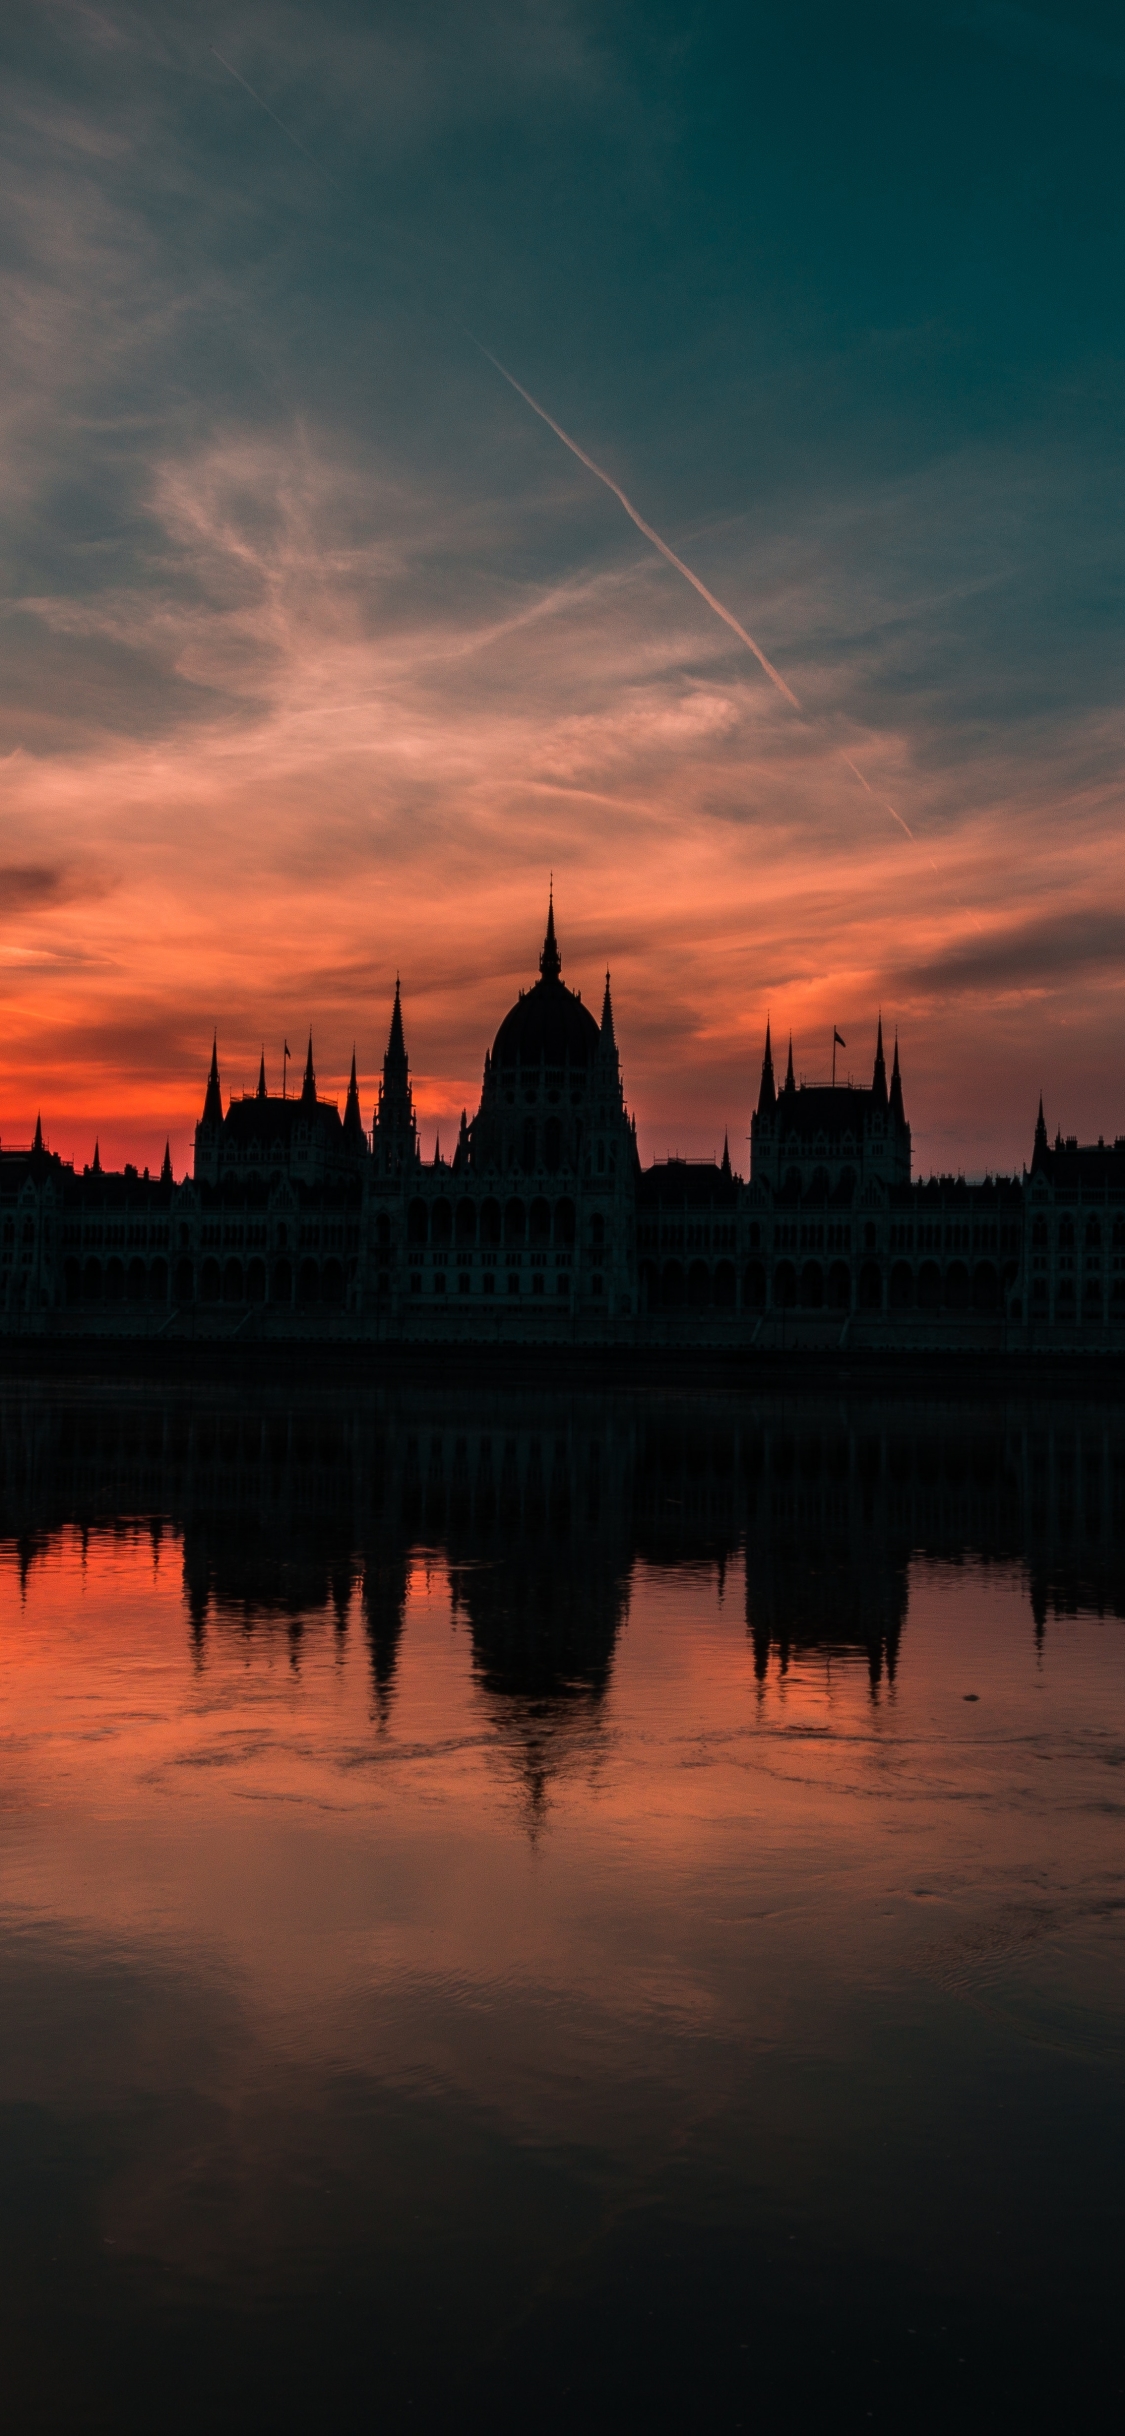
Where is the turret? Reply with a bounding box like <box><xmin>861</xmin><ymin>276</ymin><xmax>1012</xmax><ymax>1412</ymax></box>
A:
<box><xmin>872</xmin><ymin>1017</ymin><xmax>888</xmax><ymax>1111</ymax></box>
<box><xmin>256</xmin><ymin>1052</ymin><xmax>267</xmax><ymax>1102</ymax></box>
<box><xmin>758</xmin><ymin>1019</ymin><xmax>776</xmax><ymax>1115</ymax></box>
<box><xmin>1032</xmin><ymin>1094</ymin><xmax>1050</xmax><ymax>1175</ymax></box>
<box><xmin>342</xmin><ymin>1048</ymin><xmax>366</xmax><ymax>1153</ymax></box>
<box><xmin>374</xmin><ymin>980</ymin><xmax>416</xmax><ymax>1177</ymax></box>
<box><xmin>202</xmin><ymin>1034</ymin><xmax>223</xmax><ymax>1128</ymax></box>
<box><xmin>300</xmin><ymin>1033</ymin><xmax>317</xmax><ymax>1109</ymax></box>
<box><xmin>889</xmin><ymin>1032</ymin><xmax>905</xmax><ymax>1125</ymax></box>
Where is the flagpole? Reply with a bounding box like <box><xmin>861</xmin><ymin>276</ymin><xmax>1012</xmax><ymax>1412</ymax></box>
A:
<box><xmin>832</xmin><ymin>1029</ymin><xmax>836</xmax><ymax>1088</ymax></box>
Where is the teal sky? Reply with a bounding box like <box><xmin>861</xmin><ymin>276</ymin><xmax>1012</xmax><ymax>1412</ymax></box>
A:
<box><xmin>2</xmin><ymin>1</ymin><xmax>1123</xmax><ymax>1172</ymax></box>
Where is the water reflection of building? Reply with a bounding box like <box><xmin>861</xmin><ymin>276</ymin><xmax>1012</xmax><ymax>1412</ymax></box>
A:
<box><xmin>2</xmin><ymin>1390</ymin><xmax>1124</xmax><ymax>1766</ymax></box>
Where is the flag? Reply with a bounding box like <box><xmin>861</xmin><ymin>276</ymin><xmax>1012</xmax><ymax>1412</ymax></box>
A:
<box><xmin>284</xmin><ymin>1040</ymin><xmax>291</xmax><ymax>1057</ymax></box>
<box><xmin>834</xmin><ymin>1028</ymin><xmax>846</xmax><ymax>1048</ymax></box>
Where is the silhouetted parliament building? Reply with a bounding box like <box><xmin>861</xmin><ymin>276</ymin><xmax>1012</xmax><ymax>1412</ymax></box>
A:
<box><xmin>2</xmin><ymin>902</ymin><xmax>1123</xmax><ymax>1348</ymax></box>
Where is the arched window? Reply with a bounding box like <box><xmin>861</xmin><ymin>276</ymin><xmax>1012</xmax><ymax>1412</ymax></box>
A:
<box><xmin>773</xmin><ymin>1261</ymin><xmax>797</xmax><ymax>1309</ymax></box>
<box><xmin>973</xmin><ymin>1262</ymin><xmax>998</xmax><ymax>1312</ymax></box>
<box><xmin>431</xmin><ymin>1199</ymin><xmax>452</xmax><ymax>1247</ymax></box>
<box><xmin>889</xmin><ymin>1262</ymin><xmax>913</xmax><ymax>1309</ymax></box>
<box><xmin>521</xmin><ymin>1119</ymin><xmax>537</xmax><ymax>1173</ymax></box>
<box><xmin>455</xmin><ymin>1200</ymin><xmax>476</xmax><ymax>1246</ymax></box>
<box><xmin>687</xmin><ymin>1261</ymin><xmax>711</xmax><ymax>1308</ymax></box>
<box><xmin>407</xmin><ymin>1199</ymin><xmax>428</xmax><ymax>1246</ymax></box>
<box><xmin>1059</xmin><ymin>1216</ymin><xmax>1074</xmax><ymax>1248</ymax></box>
<box><xmin>544</xmin><ymin>1116</ymin><xmax>562</xmax><ymax>1173</ymax></box>
<box><xmin>529</xmin><ymin>1198</ymin><xmax>551</xmax><ymax>1246</ymax></box>
<box><xmin>480</xmin><ymin>1199</ymin><xmax>502</xmax><ymax>1247</ymax></box>
<box><xmin>744</xmin><ymin>1260</ymin><xmax>766</xmax><ymax>1309</ymax></box>
<box><xmin>827</xmin><ymin>1261</ymin><xmax>850</xmax><ymax>1311</ymax></box>
<box><xmin>1086</xmin><ymin>1216</ymin><xmax>1101</xmax><ymax>1250</ymax></box>
<box><xmin>858</xmin><ymin>1261</ymin><xmax>882</xmax><ymax>1310</ymax></box>
<box><xmin>591</xmin><ymin>1213</ymin><xmax>605</xmax><ymax>1248</ymax></box>
<box><xmin>809</xmin><ymin>1167</ymin><xmax>830</xmax><ymax>1202</ymax></box>
<box><xmin>554</xmin><ymin>1199</ymin><xmax>576</xmax><ymax>1246</ymax></box>
<box><xmin>504</xmin><ymin>1199</ymin><xmax>526</xmax><ymax>1246</ymax></box>
<box><xmin>800</xmin><ymin>1261</ymin><xmax>824</xmax><ymax>1309</ymax></box>
<box><xmin>223</xmin><ymin>1258</ymin><xmax>244</xmax><ymax>1303</ymax></box>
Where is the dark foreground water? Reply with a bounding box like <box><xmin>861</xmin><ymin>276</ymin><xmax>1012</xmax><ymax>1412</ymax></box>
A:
<box><xmin>0</xmin><ymin>1379</ymin><xmax>1122</xmax><ymax>2433</ymax></box>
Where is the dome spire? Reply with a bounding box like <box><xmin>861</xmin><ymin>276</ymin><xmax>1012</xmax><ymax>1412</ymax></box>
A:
<box><xmin>539</xmin><ymin>888</ymin><xmax>561</xmax><ymax>983</ymax></box>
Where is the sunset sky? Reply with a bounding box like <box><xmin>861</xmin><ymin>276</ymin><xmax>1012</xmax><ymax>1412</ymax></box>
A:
<box><xmin>3</xmin><ymin>0</ymin><xmax>1123</xmax><ymax>1176</ymax></box>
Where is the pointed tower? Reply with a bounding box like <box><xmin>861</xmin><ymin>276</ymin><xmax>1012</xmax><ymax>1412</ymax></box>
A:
<box><xmin>720</xmin><ymin>1132</ymin><xmax>732</xmax><ymax>1182</ymax></box>
<box><xmin>452</xmin><ymin>1109</ymin><xmax>471</xmax><ymax>1175</ymax></box>
<box><xmin>160</xmin><ymin>1141</ymin><xmax>173</xmax><ymax>1185</ymax></box>
<box><xmin>342</xmin><ymin>1048</ymin><xmax>366</xmax><ymax>1157</ymax></box>
<box><xmin>889</xmin><ymin>1032</ymin><xmax>905</xmax><ymax>1125</ymax></box>
<box><xmin>92</xmin><ymin>1139</ymin><xmax>102</xmax><ymax>1176</ymax></box>
<box><xmin>374</xmin><ymin>979</ymin><xmax>416</xmax><ymax>1179</ymax></box>
<box><xmin>32</xmin><ymin>1112</ymin><xmax>43</xmax><ymax>1154</ymax></box>
<box><xmin>784</xmin><ymin>1035</ymin><xmax>795</xmax><ymax>1092</ymax></box>
<box><xmin>1031</xmin><ymin>1094</ymin><xmax>1050</xmax><ymax>1175</ymax></box>
<box><xmin>872</xmin><ymin>1017</ymin><xmax>888</xmax><ymax>1111</ymax></box>
<box><xmin>540</xmin><ymin>890</ymin><xmax>562</xmax><ymax>984</ymax></box>
<box><xmin>301</xmin><ymin>1033</ymin><xmax>317</xmax><ymax>1108</ymax></box>
<box><xmin>758</xmin><ymin>1020</ymin><xmax>776</xmax><ymax>1116</ymax></box>
<box><xmin>256</xmin><ymin>1051</ymin><xmax>267</xmax><ymax>1101</ymax></box>
<box><xmin>194</xmin><ymin>1035</ymin><xmax>224</xmax><ymax>1183</ymax></box>
<box><xmin>203</xmin><ymin>1034</ymin><xmax>223</xmax><ymax>1126</ymax></box>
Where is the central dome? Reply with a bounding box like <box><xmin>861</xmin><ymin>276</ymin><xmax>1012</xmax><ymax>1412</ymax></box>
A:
<box><xmin>491</xmin><ymin>902</ymin><xmax>600</xmax><ymax>1070</ymax></box>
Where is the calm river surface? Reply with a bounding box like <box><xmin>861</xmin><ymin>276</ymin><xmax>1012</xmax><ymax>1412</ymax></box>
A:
<box><xmin>1</xmin><ymin>1379</ymin><xmax>1122</xmax><ymax>2431</ymax></box>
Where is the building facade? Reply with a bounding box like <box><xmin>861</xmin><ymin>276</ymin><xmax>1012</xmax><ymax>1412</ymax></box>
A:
<box><xmin>2</xmin><ymin>902</ymin><xmax>1123</xmax><ymax>1348</ymax></box>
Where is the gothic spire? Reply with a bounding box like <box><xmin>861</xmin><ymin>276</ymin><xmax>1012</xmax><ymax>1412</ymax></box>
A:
<box><xmin>539</xmin><ymin>890</ymin><xmax>561</xmax><ymax>984</ymax></box>
<box><xmin>301</xmin><ymin>1032</ymin><xmax>316</xmax><ymax>1106</ymax></box>
<box><xmin>889</xmin><ymin>1030</ymin><xmax>905</xmax><ymax>1124</ymax></box>
<box><xmin>872</xmin><ymin>1016</ymin><xmax>888</xmax><ymax>1110</ymax></box>
<box><xmin>202</xmin><ymin>1033</ymin><xmax>223</xmax><ymax>1127</ymax></box>
<box><xmin>784</xmin><ymin>1034</ymin><xmax>795</xmax><ymax>1091</ymax></box>
<box><xmin>453</xmin><ymin>1109</ymin><xmax>471</xmax><ymax>1174</ymax></box>
<box><xmin>256</xmin><ymin>1050</ymin><xmax>267</xmax><ymax>1101</ymax></box>
<box><xmin>385</xmin><ymin>978</ymin><xmax>407</xmax><ymax>1078</ymax></box>
<box><xmin>343</xmin><ymin>1047</ymin><xmax>365</xmax><ymax>1147</ymax></box>
<box><xmin>92</xmin><ymin>1139</ymin><xmax>101</xmax><ymax>1175</ymax></box>
<box><xmin>160</xmin><ymin>1141</ymin><xmax>172</xmax><ymax>1185</ymax></box>
<box><xmin>599</xmin><ymin>968</ymin><xmax>617</xmax><ymax>1052</ymax></box>
<box><xmin>758</xmin><ymin>1018</ymin><xmax>776</xmax><ymax>1114</ymax></box>
<box><xmin>1032</xmin><ymin>1093</ymin><xmax>1050</xmax><ymax>1173</ymax></box>
<box><xmin>720</xmin><ymin>1131</ymin><xmax>732</xmax><ymax>1182</ymax></box>
<box><xmin>32</xmin><ymin>1112</ymin><xmax>43</xmax><ymax>1153</ymax></box>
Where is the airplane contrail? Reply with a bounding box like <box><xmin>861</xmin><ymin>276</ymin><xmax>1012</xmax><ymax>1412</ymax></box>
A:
<box><xmin>201</xmin><ymin>65</ymin><xmax>917</xmax><ymax>849</ymax></box>
<box><xmin>210</xmin><ymin>46</ymin><xmax>342</xmax><ymax>192</ymax></box>
<box><xmin>469</xmin><ymin>336</ymin><xmax>802</xmax><ymax>712</ymax></box>
<box><xmin>841</xmin><ymin>753</ymin><xmax>915</xmax><ymax>841</ymax></box>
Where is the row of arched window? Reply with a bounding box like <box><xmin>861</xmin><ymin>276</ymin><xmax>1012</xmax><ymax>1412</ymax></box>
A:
<box><xmin>62</xmin><ymin>1255</ymin><xmax>350</xmax><ymax>1307</ymax></box>
<box><xmin>406</xmin><ymin>1197</ymin><xmax>577</xmax><ymax>1248</ymax></box>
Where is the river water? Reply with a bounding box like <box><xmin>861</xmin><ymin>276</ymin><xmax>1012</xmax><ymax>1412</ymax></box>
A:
<box><xmin>1</xmin><ymin>1380</ymin><xmax>1122</xmax><ymax>2430</ymax></box>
